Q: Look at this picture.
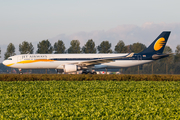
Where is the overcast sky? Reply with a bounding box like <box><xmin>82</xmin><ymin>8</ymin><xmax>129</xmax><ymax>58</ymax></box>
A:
<box><xmin>1</xmin><ymin>0</ymin><xmax>180</xmax><ymax>62</ymax></box>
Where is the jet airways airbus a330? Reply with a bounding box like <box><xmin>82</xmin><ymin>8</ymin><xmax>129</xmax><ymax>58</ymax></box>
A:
<box><xmin>3</xmin><ymin>31</ymin><xmax>171</xmax><ymax>74</ymax></box>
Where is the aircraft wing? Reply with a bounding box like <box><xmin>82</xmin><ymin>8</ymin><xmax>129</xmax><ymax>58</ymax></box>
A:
<box><xmin>76</xmin><ymin>53</ymin><xmax>134</xmax><ymax>67</ymax></box>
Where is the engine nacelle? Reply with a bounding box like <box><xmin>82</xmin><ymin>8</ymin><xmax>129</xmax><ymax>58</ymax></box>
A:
<box><xmin>64</xmin><ymin>64</ymin><xmax>78</xmax><ymax>72</ymax></box>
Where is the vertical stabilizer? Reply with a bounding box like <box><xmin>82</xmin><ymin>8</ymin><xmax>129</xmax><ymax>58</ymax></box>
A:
<box><xmin>140</xmin><ymin>31</ymin><xmax>171</xmax><ymax>54</ymax></box>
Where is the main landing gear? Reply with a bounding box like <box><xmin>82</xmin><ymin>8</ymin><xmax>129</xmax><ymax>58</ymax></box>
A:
<box><xmin>82</xmin><ymin>70</ymin><xmax>97</xmax><ymax>74</ymax></box>
<box><xmin>56</xmin><ymin>69</ymin><xmax>64</xmax><ymax>74</ymax></box>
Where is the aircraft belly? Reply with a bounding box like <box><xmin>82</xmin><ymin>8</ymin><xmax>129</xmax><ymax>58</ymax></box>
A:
<box><xmin>100</xmin><ymin>60</ymin><xmax>153</xmax><ymax>68</ymax></box>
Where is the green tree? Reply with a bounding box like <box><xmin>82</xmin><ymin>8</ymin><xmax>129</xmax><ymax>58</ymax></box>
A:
<box><xmin>162</xmin><ymin>46</ymin><xmax>173</xmax><ymax>74</ymax></box>
<box><xmin>174</xmin><ymin>45</ymin><xmax>180</xmax><ymax>63</ymax></box>
<box><xmin>68</xmin><ymin>40</ymin><xmax>81</xmax><ymax>53</ymax></box>
<box><xmin>131</xmin><ymin>42</ymin><xmax>146</xmax><ymax>53</ymax></box>
<box><xmin>114</xmin><ymin>40</ymin><xmax>127</xmax><ymax>53</ymax></box>
<box><xmin>54</xmin><ymin>40</ymin><xmax>66</xmax><ymax>54</ymax></box>
<box><xmin>19</xmin><ymin>41</ymin><xmax>34</xmax><ymax>54</ymax></box>
<box><xmin>36</xmin><ymin>39</ymin><xmax>53</xmax><ymax>54</ymax></box>
<box><xmin>174</xmin><ymin>45</ymin><xmax>180</xmax><ymax>74</ymax></box>
<box><xmin>82</xmin><ymin>39</ymin><xmax>96</xmax><ymax>53</ymax></box>
<box><xmin>125</xmin><ymin>45</ymin><xmax>133</xmax><ymax>53</ymax></box>
<box><xmin>97</xmin><ymin>41</ymin><xmax>112</xmax><ymax>53</ymax></box>
<box><xmin>4</xmin><ymin>43</ymin><xmax>16</xmax><ymax>60</ymax></box>
<box><xmin>163</xmin><ymin>46</ymin><xmax>172</xmax><ymax>54</ymax></box>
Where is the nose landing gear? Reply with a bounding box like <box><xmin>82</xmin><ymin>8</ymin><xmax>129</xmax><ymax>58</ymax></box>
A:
<box><xmin>19</xmin><ymin>69</ymin><xmax>23</xmax><ymax>74</ymax></box>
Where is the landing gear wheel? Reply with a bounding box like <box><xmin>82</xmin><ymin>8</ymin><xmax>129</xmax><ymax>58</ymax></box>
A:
<box><xmin>92</xmin><ymin>72</ymin><xmax>97</xmax><ymax>74</ymax></box>
<box><xmin>56</xmin><ymin>69</ymin><xmax>64</xmax><ymax>74</ymax></box>
<box><xmin>82</xmin><ymin>71</ymin><xmax>87</xmax><ymax>74</ymax></box>
<box><xmin>82</xmin><ymin>70</ymin><xmax>97</xmax><ymax>74</ymax></box>
<box><xmin>18</xmin><ymin>69</ymin><xmax>23</xmax><ymax>74</ymax></box>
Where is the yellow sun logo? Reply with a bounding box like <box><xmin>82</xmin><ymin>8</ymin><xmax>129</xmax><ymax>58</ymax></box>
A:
<box><xmin>154</xmin><ymin>37</ymin><xmax>165</xmax><ymax>51</ymax></box>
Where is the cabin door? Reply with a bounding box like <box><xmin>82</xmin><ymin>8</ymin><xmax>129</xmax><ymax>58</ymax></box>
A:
<box><xmin>137</xmin><ymin>55</ymin><xmax>142</xmax><ymax>60</ymax></box>
<box><xmin>17</xmin><ymin>56</ymin><xmax>21</xmax><ymax>62</ymax></box>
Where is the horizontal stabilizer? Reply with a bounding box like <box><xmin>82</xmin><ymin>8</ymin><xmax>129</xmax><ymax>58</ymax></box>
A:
<box><xmin>152</xmin><ymin>53</ymin><xmax>171</xmax><ymax>60</ymax></box>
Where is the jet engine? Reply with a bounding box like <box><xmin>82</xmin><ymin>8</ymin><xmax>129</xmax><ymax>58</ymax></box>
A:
<box><xmin>63</xmin><ymin>64</ymin><xmax>80</xmax><ymax>72</ymax></box>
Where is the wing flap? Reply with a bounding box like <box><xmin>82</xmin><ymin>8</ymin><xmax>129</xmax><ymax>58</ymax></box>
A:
<box><xmin>79</xmin><ymin>53</ymin><xmax>134</xmax><ymax>66</ymax></box>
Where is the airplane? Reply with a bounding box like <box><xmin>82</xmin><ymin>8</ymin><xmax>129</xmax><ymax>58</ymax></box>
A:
<box><xmin>2</xmin><ymin>31</ymin><xmax>171</xmax><ymax>74</ymax></box>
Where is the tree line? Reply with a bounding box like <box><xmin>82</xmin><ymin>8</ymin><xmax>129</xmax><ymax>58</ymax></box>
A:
<box><xmin>1</xmin><ymin>39</ymin><xmax>180</xmax><ymax>74</ymax></box>
<box><xmin>4</xmin><ymin>39</ymin><xmax>148</xmax><ymax>59</ymax></box>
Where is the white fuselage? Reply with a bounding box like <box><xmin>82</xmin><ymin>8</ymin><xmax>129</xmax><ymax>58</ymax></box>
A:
<box><xmin>2</xmin><ymin>54</ymin><xmax>153</xmax><ymax>70</ymax></box>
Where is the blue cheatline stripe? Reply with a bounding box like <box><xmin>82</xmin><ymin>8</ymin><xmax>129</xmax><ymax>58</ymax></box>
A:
<box><xmin>50</xmin><ymin>58</ymin><xmax>99</xmax><ymax>61</ymax></box>
<box><xmin>49</xmin><ymin>57</ymin><xmax>151</xmax><ymax>61</ymax></box>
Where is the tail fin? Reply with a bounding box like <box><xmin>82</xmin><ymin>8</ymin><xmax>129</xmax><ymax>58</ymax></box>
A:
<box><xmin>140</xmin><ymin>31</ymin><xmax>171</xmax><ymax>54</ymax></box>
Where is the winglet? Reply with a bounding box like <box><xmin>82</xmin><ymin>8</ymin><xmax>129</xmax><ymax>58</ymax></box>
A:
<box><xmin>126</xmin><ymin>53</ymin><xmax>134</xmax><ymax>57</ymax></box>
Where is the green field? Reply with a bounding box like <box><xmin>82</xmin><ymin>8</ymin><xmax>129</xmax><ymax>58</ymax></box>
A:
<box><xmin>1</xmin><ymin>81</ymin><xmax>180</xmax><ymax>119</ymax></box>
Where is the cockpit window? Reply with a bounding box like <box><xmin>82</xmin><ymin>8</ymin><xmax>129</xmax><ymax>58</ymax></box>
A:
<box><xmin>7</xmin><ymin>58</ymin><xmax>12</xmax><ymax>60</ymax></box>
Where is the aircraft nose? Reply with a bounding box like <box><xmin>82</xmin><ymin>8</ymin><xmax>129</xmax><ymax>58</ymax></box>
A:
<box><xmin>2</xmin><ymin>60</ymin><xmax>7</xmax><ymax>66</ymax></box>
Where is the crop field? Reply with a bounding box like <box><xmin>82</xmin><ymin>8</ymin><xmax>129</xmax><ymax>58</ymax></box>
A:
<box><xmin>1</xmin><ymin>80</ymin><xmax>180</xmax><ymax>119</ymax></box>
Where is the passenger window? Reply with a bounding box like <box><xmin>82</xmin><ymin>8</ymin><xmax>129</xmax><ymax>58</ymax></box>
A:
<box><xmin>7</xmin><ymin>58</ymin><xmax>12</xmax><ymax>60</ymax></box>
